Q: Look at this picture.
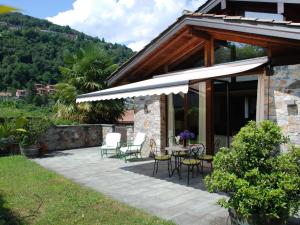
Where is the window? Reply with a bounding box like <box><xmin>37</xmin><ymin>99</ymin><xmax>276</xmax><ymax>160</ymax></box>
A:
<box><xmin>245</xmin><ymin>11</ymin><xmax>283</xmax><ymax>21</ymax></box>
<box><xmin>214</xmin><ymin>41</ymin><xmax>266</xmax><ymax>65</ymax></box>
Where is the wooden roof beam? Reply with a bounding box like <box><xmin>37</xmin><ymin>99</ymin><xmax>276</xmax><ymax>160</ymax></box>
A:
<box><xmin>141</xmin><ymin>38</ymin><xmax>205</xmax><ymax>78</ymax></box>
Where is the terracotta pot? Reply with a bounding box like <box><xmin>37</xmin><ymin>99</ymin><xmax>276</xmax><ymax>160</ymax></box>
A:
<box><xmin>229</xmin><ymin>208</ymin><xmax>285</xmax><ymax>225</ymax></box>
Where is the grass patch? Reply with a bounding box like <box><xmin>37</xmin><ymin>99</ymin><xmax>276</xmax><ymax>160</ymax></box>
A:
<box><xmin>0</xmin><ymin>156</ymin><xmax>174</xmax><ymax>225</ymax></box>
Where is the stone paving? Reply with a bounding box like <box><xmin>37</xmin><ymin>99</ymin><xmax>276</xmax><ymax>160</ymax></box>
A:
<box><xmin>33</xmin><ymin>147</ymin><xmax>230</xmax><ymax>225</ymax></box>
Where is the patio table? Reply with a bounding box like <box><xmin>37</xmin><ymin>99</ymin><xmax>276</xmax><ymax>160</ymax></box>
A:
<box><xmin>165</xmin><ymin>145</ymin><xmax>189</xmax><ymax>179</ymax></box>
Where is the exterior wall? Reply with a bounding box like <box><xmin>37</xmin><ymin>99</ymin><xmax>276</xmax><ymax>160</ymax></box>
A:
<box><xmin>265</xmin><ymin>64</ymin><xmax>300</xmax><ymax>147</ymax></box>
<box><xmin>40</xmin><ymin>124</ymin><xmax>134</xmax><ymax>152</ymax></box>
<box><xmin>134</xmin><ymin>95</ymin><xmax>166</xmax><ymax>156</ymax></box>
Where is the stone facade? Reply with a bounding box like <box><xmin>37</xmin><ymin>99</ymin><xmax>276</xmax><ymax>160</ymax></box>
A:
<box><xmin>134</xmin><ymin>95</ymin><xmax>166</xmax><ymax>156</ymax></box>
<box><xmin>40</xmin><ymin>124</ymin><xmax>134</xmax><ymax>152</ymax></box>
<box><xmin>265</xmin><ymin>64</ymin><xmax>300</xmax><ymax>147</ymax></box>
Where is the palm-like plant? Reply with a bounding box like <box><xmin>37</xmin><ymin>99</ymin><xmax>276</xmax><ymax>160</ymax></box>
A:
<box><xmin>54</xmin><ymin>45</ymin><xmax>125</xmax><ymax>123</ymax></box>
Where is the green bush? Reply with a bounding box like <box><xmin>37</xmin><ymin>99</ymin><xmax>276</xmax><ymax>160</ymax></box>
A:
<box><xmin>205</xmin><ymin>121</ymin><xmax>300</xmax><ymax>220</ymax></box>
<box><xmin>16</xmin><ymin>117</ymin><xmax>53</xmax><ymax>146</ymax></box>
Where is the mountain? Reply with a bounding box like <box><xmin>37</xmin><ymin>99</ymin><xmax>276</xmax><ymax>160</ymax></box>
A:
<box><xmin>0</xmin><ymin>13</ymin><xmax>134</xmax><ymax>91</ymax></box>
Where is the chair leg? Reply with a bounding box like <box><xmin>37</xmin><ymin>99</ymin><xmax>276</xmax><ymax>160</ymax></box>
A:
<box><xmin>140</xmin><ymin>152</ymin><xmax>143</xmax><ymax>160</ymax></box>
<box><xmin>153</xmin><ymin>160</ymin><xmax>157</xmax><ymax>177</ymax></box>
<box><xmin>168</xmin><ymin>160</ymin><xmax>171</xmax><ymax>177</ymax></box>
<box><xmin>187</xmin><ymin>165</ymin><xmax>190</xmax><ymax>185</ymax></box>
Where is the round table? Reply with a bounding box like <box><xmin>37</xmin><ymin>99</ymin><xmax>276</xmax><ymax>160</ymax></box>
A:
<box><xmin>165</xmin><ymin>145</ymin><xmax>189</xmax><ymax>179</ymax></box>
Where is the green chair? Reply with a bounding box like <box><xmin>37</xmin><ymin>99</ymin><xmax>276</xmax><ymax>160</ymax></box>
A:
<box><xmin>181</xmin><ymin>144</ymin><xmax>205</xmax><ymax>185</ymax></box>
<box><xmin>150</xmin><ymin>139</ymin><xmax>172</xmax><ymax>177</ymax></box>
<box><xmin>119</xmin><ymin>132</ymin><xmax>146</xmax><ymax>162</ymax></box>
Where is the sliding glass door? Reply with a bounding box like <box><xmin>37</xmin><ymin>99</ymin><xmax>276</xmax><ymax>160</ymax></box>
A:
<box><xmin>167</xmin><ymin>82</ymin><xmax>206</xmax><ymax>146</ymax></box>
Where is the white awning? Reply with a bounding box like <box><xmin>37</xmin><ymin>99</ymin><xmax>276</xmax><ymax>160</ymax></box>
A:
<box><xmin>76</xmin><ymin>56</ymin><xmax>268</xmax><ymax>103</ymax></box>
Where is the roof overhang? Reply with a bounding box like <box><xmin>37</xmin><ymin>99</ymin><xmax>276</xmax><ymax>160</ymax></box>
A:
<box><xmin>108</xmin><ymin>14</ymin><xmax>300</xmax><ymax>86</ymax></box>
<box><xmin>77</xmin><ymin>57</ymin><xmax>268</xmax><ymax>103</ymax></box>
<box><xmin>196</xmin><ymin>0</ymin><xmax>300</xmax><ymax>13</ymax></box>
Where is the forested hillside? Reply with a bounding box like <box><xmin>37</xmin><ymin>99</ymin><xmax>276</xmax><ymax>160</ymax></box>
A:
<box><xmin>0</xmin><ymin>13</ymin><xmax>134</xmax><ymax>91</ymax></box>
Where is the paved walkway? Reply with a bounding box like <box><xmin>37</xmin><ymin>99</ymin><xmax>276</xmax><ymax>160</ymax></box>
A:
<box><xmin>33</xmin><ymin>147</ymin><xmax>229</xmax><ymax>225</ymax></box>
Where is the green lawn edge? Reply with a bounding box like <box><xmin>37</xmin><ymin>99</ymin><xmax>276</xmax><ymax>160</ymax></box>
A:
<box><xmin>0</xmin><ymin>156</ymin><xmax>175</xmax><ymax>225</ymax></box>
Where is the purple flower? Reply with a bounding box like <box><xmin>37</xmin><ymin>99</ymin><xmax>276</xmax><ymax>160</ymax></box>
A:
<box><xmin>179</xmin><ymin>130</ymin><xmax>196</xmax><ymax>140</ymax></box>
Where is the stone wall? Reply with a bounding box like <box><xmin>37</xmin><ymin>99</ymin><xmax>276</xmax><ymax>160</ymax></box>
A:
<box><xmin>265</xmin><ymin>64</ymin><xmax>300</xmax><ymax>147</ymax></box>
<box><xmin>40</xmin><ymin>124</ymin><xmax>134</xmax><ymax>152</ymax></box>
<box><xmin>134</xmin><ymin>95</ymin><xmax>166</xmax><ymax>156</ymax></box>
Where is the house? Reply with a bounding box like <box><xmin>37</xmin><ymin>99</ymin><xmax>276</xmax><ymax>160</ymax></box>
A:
<box><xmin>77</xmin><ymin>0</ymin><xmax>300</xmax><ymax>156</ymax></box>
<box><xmin>0</xmin><ymin>92</ymin><xmax>12</xmax><ymax>99</ymax></box>
<box><xmin>16</xmin><ymin>89</ymin><xmax>27</xmax><ymax>98</ymax></box>
<box><xmin>117</xmin><ymin>110</ymin><xmax>134</xmax><ymax>125</ymax></box>
<box><xmin>35</xmin><ymin>83</ymin><xmax>56</xmax><ymax>95</ymax></box>
<box><xmin>46</xmin><ymin>85</ymin><xmax>56</xmax><ymax>94</ymax></box>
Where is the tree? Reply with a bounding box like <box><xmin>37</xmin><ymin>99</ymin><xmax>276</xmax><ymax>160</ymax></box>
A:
<box><xmin>54</xmin><ymin>45</ymin><xmax>125</xmax><ymax>124</ymax></box>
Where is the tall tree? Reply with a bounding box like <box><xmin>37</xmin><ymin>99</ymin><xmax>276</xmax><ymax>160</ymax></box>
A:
<box><xmin>54</xmin><ymin>45</ymin><xmax>125</xmax><ymax>123</ymax></box>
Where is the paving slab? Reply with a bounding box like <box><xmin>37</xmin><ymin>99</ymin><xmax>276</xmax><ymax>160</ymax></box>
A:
<box><xmin>33</xmin><ymin>147</ymin><xmax>229</xmax><ymax>225</ymax></box>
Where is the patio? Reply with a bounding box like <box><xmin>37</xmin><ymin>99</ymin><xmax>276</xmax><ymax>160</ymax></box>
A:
<box><xmin>33</xmin><ymin>147</ymin><xmax>229</xmax><ymax>225</ymax></box>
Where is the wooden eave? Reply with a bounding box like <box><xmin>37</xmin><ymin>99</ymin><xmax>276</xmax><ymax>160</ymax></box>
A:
<box><xmin>195</xmin><ymin>0</ymin><xmax>300</xmax><ymax>13</ymax></box>
<box><xmin>108</xmin><ymin>14</ymin><xmax>300</xmax><ymax>86</ymax></box>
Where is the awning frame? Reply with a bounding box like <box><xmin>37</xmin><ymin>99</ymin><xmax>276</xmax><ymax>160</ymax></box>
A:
<box><xmin>76</xmin><ymin>56</ymin><xmax>269</xmax><ymax>103</ymax></box>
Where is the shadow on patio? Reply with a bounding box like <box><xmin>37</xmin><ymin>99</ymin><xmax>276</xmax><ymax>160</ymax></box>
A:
<box><xmin>120</xmin><ymin>159</ymin><xmax>213</xmax><ymax>190</ymax></box>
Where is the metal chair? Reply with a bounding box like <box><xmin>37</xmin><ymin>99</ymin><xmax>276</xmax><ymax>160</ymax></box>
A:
<box><xmin>150</xmin><ymin>139</ymin><xmax>172</xmax><ymax>177</ymax></box>
<box><xmin>119</xmin><ymin>132</ymin><xmax>146</xmax><ymax>162</ymax></box>
<box><xmin>181</xmin><ymin>144</ymin><xmax>205</xmax><ymax>185</ymax></box>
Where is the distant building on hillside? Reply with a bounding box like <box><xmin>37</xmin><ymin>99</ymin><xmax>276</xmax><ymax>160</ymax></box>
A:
<box><xmin>0</xmin><ymin>92</ymin><xmax>12</xmax><ymax>99</ymax></box>
<box><xmin>46</xmin><ymin>85</ymin><xmax>56</xmax><ymax>94</ymax></box>
<box><xmin>35</xmin><ymin>83</ymin><xmax>56</xmax><ymax>95</ymax></box>
<box><xmin>16</xmin><ymin>90</ymin><xmax>27</xmax><ymax>98</ymax></box>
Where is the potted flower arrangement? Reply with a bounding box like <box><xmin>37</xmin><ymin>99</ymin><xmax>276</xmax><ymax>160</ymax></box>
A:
<box><xmin>179</xmin><ymin>130</ymin><xmax>195</xmax><ymax>147</ymax></box>
<box><xmin>17</xmin><ymin>117</ymin><xmax>52</xmax><ymax>157</ymax></box>
<box><xmin>205</xmin><ymin>121</ymin><xmax>300</xmax><ymax>225</ymax></box>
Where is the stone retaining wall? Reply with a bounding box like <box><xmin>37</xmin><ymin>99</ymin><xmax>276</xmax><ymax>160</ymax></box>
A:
<box><xmin>40</xmin><ymin>124</ymin><xmax>134</xmax><ymax>152</ymax></box>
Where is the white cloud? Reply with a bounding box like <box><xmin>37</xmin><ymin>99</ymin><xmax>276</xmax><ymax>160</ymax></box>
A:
<box><xmin>47</xmin><ymin>0</ymin><xmax>204</xmax><ymax>51</ymax></box>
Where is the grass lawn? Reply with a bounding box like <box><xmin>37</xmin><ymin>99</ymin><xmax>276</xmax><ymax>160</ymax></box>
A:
<box><xmin>0</xmin><ymin>156</ymin><xmax>174</xmax><ymax>225</ymax></box>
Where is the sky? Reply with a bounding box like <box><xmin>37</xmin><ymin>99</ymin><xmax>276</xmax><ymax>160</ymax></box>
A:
<box><xmin>1</xmin><ymin>0</ymin><xmax>205</xmax><ymax>51</ymax></box>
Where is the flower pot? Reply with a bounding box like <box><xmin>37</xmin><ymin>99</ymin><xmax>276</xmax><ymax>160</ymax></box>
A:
<box><xmin>229</xmin><ymin>209</ymin><xmax>285</xmax><ymax>225</ymax></box>
<box><xmin>19</xmin><ymin>144</ymin><xmax>40</xmax><ymax>157</ymax></box>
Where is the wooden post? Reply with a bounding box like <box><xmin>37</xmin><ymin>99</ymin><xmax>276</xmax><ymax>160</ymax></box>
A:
<box><xmin>205</xmin><ymin>38</ymin><xmax>215</xmax><ymax>155</ymax></box>
<box><xmin>184</xmin><ymin>94</ymin><xmax>188</xmax><ymax>131</ymax></box>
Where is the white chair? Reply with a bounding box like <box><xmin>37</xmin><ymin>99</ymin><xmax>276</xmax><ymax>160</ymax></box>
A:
<box><xmin>100</xmin><ymin>133</ymin><xmax>121</xmax><ymax>158</ymax></box>
<box><xmin>119</xmin><ymin>132</ymin><xmax>146</xmax><ymax>162</ymax></box>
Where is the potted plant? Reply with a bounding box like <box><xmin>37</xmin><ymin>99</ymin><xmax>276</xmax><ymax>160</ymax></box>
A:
<box><xmin>179</xmin><ymin>130</ymin><xmax>195</xmax><ymax>147</ymax></box>
<box><xmin>17</xmin><ymin>117</ymin><xmax>52</xmax><ymax>157</ymax></box>
<box><xmin>205</xmin><ymin>121</ymin><xmax>300</xmax><ymax>225</ymax></box>
<box><xmin>0</xmin><ymin>117</ymin><xmax>27</xmax><ymax>156</ymax></box>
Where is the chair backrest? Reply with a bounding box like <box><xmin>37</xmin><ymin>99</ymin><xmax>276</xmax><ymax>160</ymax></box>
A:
<box><xmin>149</xmin><ymin>139</ymin><xmax>158</xmax><ymax>156</ymax></box>
<box><xmin>133</xmin><ymin>132</ymin><xmax>146</xmax><ymax>146</ymax></box>
<box><xmin>189</xmin><ymin>144</ymin><xmax>205</xmax><ymax>159</ymax></box>
<box><xmin>105</xmin><ymin>133</ymin><xmax>121</xmax><ymax>147</ymax></box>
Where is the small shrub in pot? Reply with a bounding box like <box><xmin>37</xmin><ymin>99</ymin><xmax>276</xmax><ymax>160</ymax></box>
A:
<box><xmin>205</xmin><ymin>121</ymin><xmax>300</xmax><ymax>225</ymax></box>
<box><xmin>17</xmin><ymin>117</ymin><xmax>52</xmax><ymax>156</ymax></box>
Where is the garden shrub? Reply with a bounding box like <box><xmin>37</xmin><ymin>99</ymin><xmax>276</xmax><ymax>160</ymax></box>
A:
<box><xmin>205</xmin><ymin>121</ymin><xmax>300</xmax><ymax>220</ymax></box>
